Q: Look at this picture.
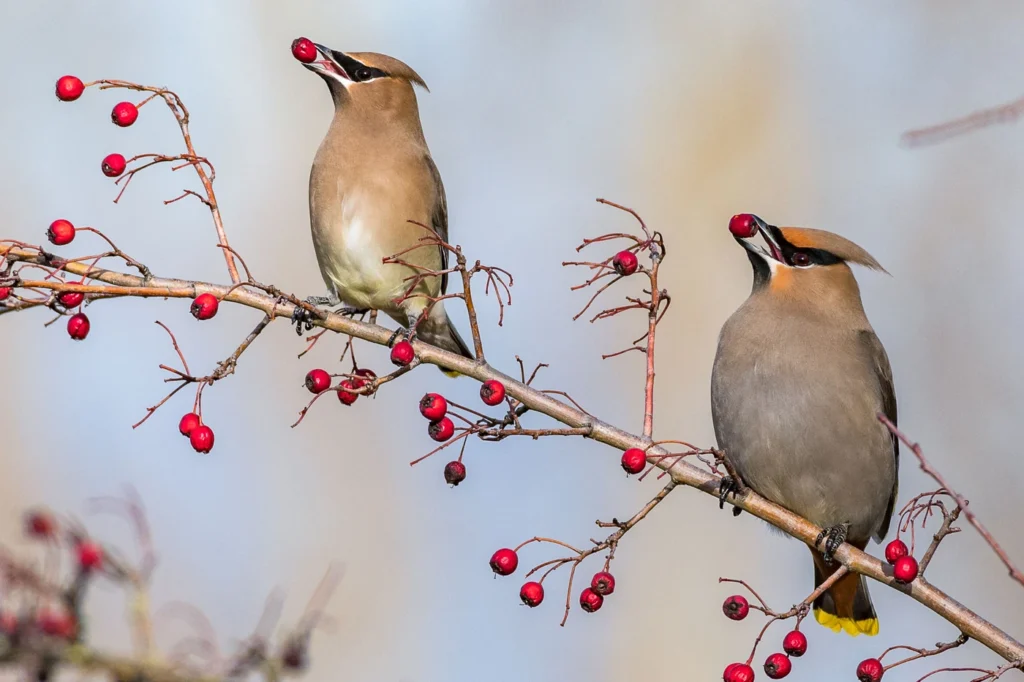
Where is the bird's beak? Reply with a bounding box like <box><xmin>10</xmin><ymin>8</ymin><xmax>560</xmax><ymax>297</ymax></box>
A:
<box><xmin>303</xmin><ymin>43</ymin><xmax>352</xmax><ymax>85</ymax></box>
<box><xmin>738</xmin><ymin>215</ymin><xmax>785</xmax><ymax>263</ymax></box>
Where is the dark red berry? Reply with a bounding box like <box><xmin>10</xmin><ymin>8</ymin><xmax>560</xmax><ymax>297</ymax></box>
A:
<box><xmin>591</xmin><ymin>571</ymin><xmax>615</xmax><ymax>596</ymax></box>
<box><xmin>782</xmin><ymin>630</ymin><xmax>807</xmax><ymax>657</ymax></box>
<box><xmin>291</xmin><ymin>37</ymin><xmax>318</xmax><ymax>63</ymax></box>
<box><xmin>38</xmin><ymin>608</ymin><xmax>75</xmax><ymax>639</ymax></box>
<box><xmin>55</xmin><ymin>75</ymin><xmax>85</xmax><ymax>101</ymax></box>
<box><xmin>428</xmin><ymin>416</ymin><xmax>455</xmax><ymax>442</ymax></box>
<box><xmin>77</xmin><ymin>541</ymin><xmax>103</xmax><ymax>571</ymax></box>
<box><xmin>25</xmin><ymin>510</ymin><xmax>56</xmax><ymax>538</ymax></box>
<box><xmin>419</xmin><ymin>393</ymin><xmax>448</xmax><ymax>420</ymax></box>
<box><xmin>190</xmin><ymin>293</ymin><xmax>219</xmax><ymax>320</ymax></box>
<box><xmin>764</xmin><ymin>652</ymin><xmax>791</xmax><ymax>679</ymax></box>
<box><xmin>178</xmin><ymin>412</ymin><xmax>201</xmax><ymax>437</ymax></box>
<box><xmin>722</xmin><ymin>594</ymin><xmax>749</xmax><ymax>621</ymax></box>
<box><xmin>729</xmin><ymin>214</ymin><xmax>759</xmax><ymax>239</ymax></box>
<box><xmin>579</xmin><ymin>588</ymin><xmax>604</xmax><ymax>613</ymax></box>
<box><xmin>443</xmin><ymin>460</ymin><xmax>466</xmax><ymax>485</ymax></box>
<box><xmin>337</xmin><ymin>379</ymin><xmax>358</xmax><ymax>405</ymax></box>
<box><xmin>489</xmin><ymin>548</ymin><xmax>518</xmax><ymax>576</ymax></box>
<box><xmin>612</xmin><ymin>250</ymin><xmax>639</xmax><ymax>276</ymax></box>
<box><xmin>282</xmin><ymin>641</ymin><xmax>307</xmax><ymax>670</ymax></box>
<box><xmin>304</xmin><ymin>368</ymin><xmax>331</xmax><ymax>394</ymax></box>
<box><xmin>57</xmin><ymin>290</ymin><xmax>84</xmax><ymax>308</ymax></box>
<box><xmin>0</xmin><ymin>287</ymin><xmax>10</xmax><ymax>301</ymax></box>
<box><xmin>190</xmin><ymin>424</ymin><xmax>215</xmax><ymax>454</ymax></box>
<box><xmin>480</xmin><ymin>379</ymin><xmax>506</xmax><ymax>406</ymax></box>
<box><xmin>353</xmin><ymin>368</ymin><xmax>377</xmax><ymax>385</ymax></box>
<box><xmin>111</xmin><ymin>101</ymin><xmax>139</xmax><ymax>127</ymax></box>
<box><xmin>101</xmin><ymin>153</ymin><xmax>127</xmax><ymax>177</ymax></box>
<box><xmin>856</xmin><ymin>658</ymin><xmax>884</xmax><ymax>682</ymax></box>
<box><xmin>67</xmin><ymin>312</ymin><xmax>90</xmax><ymax>340</ymax></box>
<box><xmin>520</xmin><ymin>581</ymin><xmax>544</xmax><ymax>607</ymax></box>
<box><xmin>47</xmin><ymin>219</ymin><xmax>75</xmax><ymax>245</ymax></box>
<box><xmin>885</xmin><ymin>539</ymin><xmax>908</xmax><ymax>565</ymax></box>
<box><xmin>723</xmin><ymin>663</ymin><xmax>755</xmax><ymax>682</ymax></box>
<box><xmin>620</xmin><ymin>448</ymin><xmax>646</xmax><ymax>474</ymax></box>
<box><xmin>893</xmin><ymin>555</ymin><xmax>919</xmax><ymax>584</ymax></box>
<box><xmin>390</xmin><ymin>340</ymin><xmax>415</xmax><ymax>366</ymax></box>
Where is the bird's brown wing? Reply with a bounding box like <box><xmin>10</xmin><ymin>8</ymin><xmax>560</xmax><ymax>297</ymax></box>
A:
<box><xmin>860</xmin><ymin>330</ymin><xmax>899</xmax><ymax>541</ymax></box>
<box><xmin>425</xmin><ymin>155</ymin><xmax>449</xmax><ymax>295</ymax></box>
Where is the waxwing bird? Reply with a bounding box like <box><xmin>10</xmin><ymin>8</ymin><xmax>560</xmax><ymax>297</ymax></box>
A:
<box><xmin>295</xmin><ymin>43</ymin><xmax>473</xmax><ymax>373</ymax></box>
<box><xmin>710</xmin><ymin>214</ymin><xmax>898</xmax><ymax>637</ymax></box>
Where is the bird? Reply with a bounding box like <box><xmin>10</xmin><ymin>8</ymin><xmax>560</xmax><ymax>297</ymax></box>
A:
<box><xmin>295</xmin><ymin>43</ymin><xmax>474</xmax><ymax>374</ymax></box>
<box><xmin>710</xmin><ymin>213</ymin><xmax>898</xmax><ymax>637</ymax></box>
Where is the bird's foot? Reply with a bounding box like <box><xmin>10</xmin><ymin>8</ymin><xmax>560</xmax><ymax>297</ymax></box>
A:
<box><xmin>815</xmin><ymin>523</ymin><xmax>850</xmax><ymax>565</ymax></box>
<box><xmin>335</xmin><ymin>306</ymin><xmax>370</xmax><ymax>318</ymax></box>
<box><xmin>386</xmin><ymin>326</ymin><xmax>417</xmax><ymax>347</ymax></box>
<box><xmin>718</xmin><ymin>475</ymin><xmax>746</xmax><ymax>513</ymax></box>
<box><xmin>291</xmin><ymin>306</ymin><xmax>316</xmax><ymax>336</ymax></box>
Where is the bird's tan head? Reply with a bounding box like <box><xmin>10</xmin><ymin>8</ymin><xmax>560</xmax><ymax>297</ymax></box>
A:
<box><xmin>301</xmin><ymin>43</ymin><xmax>427</xmax><ymax>114</ymax></box>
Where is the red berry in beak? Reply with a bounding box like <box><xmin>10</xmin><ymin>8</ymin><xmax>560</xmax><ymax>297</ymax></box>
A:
<box><xmin>101</xmin><ymin>153</ymin><xmax>127</xmax><ymax>177</ymax></box>
<box><xmin>489</xmin><ymin>548</ymin><xmax>518</xmax><ymax>576</ymax></box>
<box><xmin>0</xmin><ymin>287</ymin><xmax>10</xmax><ymax>301</ymax></box>
<box><xmin>67</xmin><ymin>312</ymin><xmax>90</xmax><ymax>340</ymax></box>
<box><xmin>111</xmin><ymin>101</ymin><xmax>139</xmax><ymax>127</ymax></box>
<box><xmin>57</xmin><ymin>290</ymin><xmax>84</xmax><ymax>308</ymax></box>
<box><xmin>884</xmin><ymin>538</ymin><xmax>908</xmax><ymax>565</ymax></box>
<box><xmin>722</xmin><ymin>594</ymin><xmax>749</xmax><ymax>620</ymax></box>
<box><xmin>178</xmin><ymin>412</ymin><xmax>201</xmax><ymax>437</ymax></box>
<box><xmin>189</xmin><ymin>424</ymin><xmax>215</xmax><ymax>453</ymax></box>
<box><xmin>579</xmin><ymin>587</ymin><xmax>603</xmax><ymax>613</ymax></box>
<box><xmin>856</xmin><ymin>658</ymin><xmax>884</xmax><ymax>682</ymax></box>
<box><xmin>590</xmin><ymin>571</ymin><xmax>615</xmax><ymax>596</ymax></box>
<box><xmin>519</xmin><ymin>581</ymin><xmax>544</xmax><ymax>607</ymax></box>
<box><xmin>77</xmin><ymin>541</ymin><xmax>103</xmax><ymax>571</ymax></box>
<box><xmin>47</xmin><ymin>219</ymin><xmax>75</xmax><ymax>245</ymax></box>
<box><xmin>723</xmin><ymin>663</ymin><xmax>755</xmax><ymax>682</ymax></box>
<box><xmin>729</xmin><ymin>214</ymin><xmax>758</xmax><ymax>239</ymax></box>
<box><xmin>24</xmin><ymin>510</ymin><xmax>56</xmax><ymax>539</ymax></box>
<box><xmin>304</xmin><ymin>369</ymin><xmax>331</xmax><ymax>394</ymax></box>
<box><xmin>782</xmin><ymin>630</ymin><xmax>807</xmax><ymax>657</ymax></box>
<box><xmin>291</xmin><ymin>37</ymin><xmax>318</xmax><ymax>63</ymax></box>
<box><xmin>428</xmin><ymin>416</ymin><xmax>455</xmax><ymax>442</ymax></box>
<box><xmin>337</xmin><ymin>379</ymin><xmax>358</xmax><ymax>405</ymax></box>
<box><xmin>620</xmin><ymin>448</ymin><xmax>646</xmax><ymax>475</ymax></box>
<box><xmin>893</xmin><ymin>555</ymin><xmax>919</xmax><ymax>584</ymax></box>
<box><xmin>55</xmin><ymin>75</ymin><xmax>84</xmax><ymax>101</ymax></box>
<box><xmin>390</xmin><ymin>340</ymin><xmax>415</xmax><ymax>366</ymax></box>
<box><xmin>764</xmin><ymin>653</ymin><xmax>791</xmax><ymax>679</ymax></box>
<box><xmin>419</xmin><ymin>393</ymin><xmax>448</xmax><ymax>420</ymax></box>
<box><xmin>480</xmin><ymin>379</ymin><xmax>506</xmax><ymax>406</ymax></box>
<box><xmin>190</xmin><ymin>293</ymin><xmax>219</xmax><ymax>320</ymax></box>
<box><xmin>443</xmin><ymin>460</ymin><xmax>466</xmax><ymax>485</ymax></box>
<box><xmin>612</xmin><ymin>250</ymin><xmax>639</xmax><ymax>276</ymax></box>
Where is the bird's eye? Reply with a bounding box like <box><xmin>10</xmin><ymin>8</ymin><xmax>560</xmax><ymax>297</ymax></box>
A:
<box><xmin>790</xmin><ymin>252</ymin><xmax>811</xmax><ymax>267</ymax></box>
<box><xmin>355</xmin><ymin>67</ymin><xmax>373</xmax><ymax>81</ymax></box>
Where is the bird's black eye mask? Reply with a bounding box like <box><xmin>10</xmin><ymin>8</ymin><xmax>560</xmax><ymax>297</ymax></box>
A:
<box><xmin>330</xmin><ymin>51</ymin><xmax>389</xmax><ymax>82</ymax></box>
<box><xmin>767</xmin><ymin>226</ymin><xmax>843</xmax><ymax>268</ymax></box>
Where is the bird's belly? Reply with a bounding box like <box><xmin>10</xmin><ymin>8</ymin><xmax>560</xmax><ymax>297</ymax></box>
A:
<box><xmin>312</xmin><ymin>214</ymin><xmax>407</xmax><ymax>313</ymax></box>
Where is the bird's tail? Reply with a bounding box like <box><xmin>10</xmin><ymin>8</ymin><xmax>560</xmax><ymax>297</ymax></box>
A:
<box><xmin>416</xmin><ymin>307</ymin><xmax>475</xmax><ymax>377</ymax></box>
<box><xmin>811</xmin><ymin>550</ymin><xmax>878</xmax><ymax>636</ymax></box>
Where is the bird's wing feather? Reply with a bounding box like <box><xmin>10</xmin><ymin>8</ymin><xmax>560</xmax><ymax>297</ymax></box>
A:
<box><xmin>425</xmin><ymin>155</ymin><xmax>449</xmax><ymax>295</ymax></box>
<box><xmin>860</xmin><ymin>330</ymin><xmax>899</xmax><ymax>541</ymax></box>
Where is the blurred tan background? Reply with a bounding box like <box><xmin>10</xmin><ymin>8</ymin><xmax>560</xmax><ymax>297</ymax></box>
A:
<box><xmin>3</xmin><ymin>1</ymin><xmax>1024</xmax><ymax>680</ymax></box>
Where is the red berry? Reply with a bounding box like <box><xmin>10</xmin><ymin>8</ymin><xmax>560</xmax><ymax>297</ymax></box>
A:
<box><xmin>729</xmin><ymin>214</ymin><xmax>759</xmax><ymax>239</ymax></box>
<box><xmin>620</xmin><ymin>448</ymin><xmax>646</xmax><ymax>474</ymax></box>
<box><xmin>101</xmin><ymin>153</ymin><xmax>127</xmax><ymax>177</ymax></box>
<box><xmin>77</xmin><ymin>541</ymin><xmax>103</xmax><ymax>571</ymax></box>
<box><xmin>47</xmin><ymin>219</ymin><xmax>75</xmax><ymax>245</ymax></box>
<box><xmin>723</xmin><ymin>663</ymin><xmax>756</xmax><ymax>682</ymax></box>
<box><xmin>443</xmin><ymin>460</ymin><xmax>466</xmax><ymax>485</ymax></box>
<box><xmin>428</xmin><ymin>416</ymin><xmax>455</xmax><ymax>442</ymax></box>
<box><xmin>722</xmin><ymin>594</ymin><xmax>749</xmax><ymax>621</ymax></box>
<box><xmin>337</xmin><ymin>379</ymin><xmax>358</xmax><ymax>405</ymax></box>
<box><xmin>190</xmin><ymin>293</ymin><xmax>219</xmax><ymax>320</ymax></box>
<box><xmin>885</xmin><ymin>538</ymin><xmax>909</xmax><ymax>565</ymax></box>
<box><xmin>489</xmin><ymin>548</ymin><xmax>518</xmax><ymax>576</ymax></box>
<box><xmin>304</xmin><ymin>368</ymin><xmax>331</xmax><ymax>394</ymax></box>
<box><xmin>55</xmin><ymin>75</ymin><xmax>85</xmax><ymax>101</ymax></box>
<box><xmin>612</xmin><ymin>250</ymin><xmax>639</xmax><ymax>276</ymax></box>
<box><xmin>782</xmin><ymin>630</ymin><xmax>807</xmax><ymax>657</ymax></box>
<box><xmin>291</xmin><ymin>37</ymin><xmax>318</xmax><ymax>63</ymax></box>
<box><xmin>67</xmin><ymin>312</ymin><xmax>90</xmax><ymax>340</ymax></box>
<box><xmin>0</xmin><ymin>611</ymin><xmax>18</xmax><ymax>636</ymax></box>
<box><xmin>24</xmin><ymin>510</ymin><xmax>56</xmax><ymax>538</ymax></box>
<box><xmin>190</xmin><ymin>424</ymin><xmax>215</xmax><ymax>454</ymax></box>
<box><xmin>38</xmin><ymin>607</ymin><xmax>75</xmax><ymax>638</ymax></box>
<box><xmin>390</xmin><ymin>340</ymin><xmax>415</xmax><ymax>366</ymax></box>
<box><xmin>419</xmin><ymin>393</ymin><xmax>448</xmax><ymax>420</ymax></box>
<box><xmin>111</xmin><ymin>101</ymin><xmax>139</xmax><ymax>127</ymax></box>
<box><xmin>591</xmin><ymin>571</ymin><xmax>616</xmax><ymax>596</ymax></box>
<box><xmin>893</xmin><ymin>555</ymin><xmax>919</xmax><ymax>584</ymax></box>
<box><xmin>57</xmin><ymin>290</ymin><xmax>84</xmax><ymax>308</ymax></box>
<box><xmin>520</xmin><ymin>581</ymin><xmax>544</xmax><ymax>607</ymax></box>
<box><xmin>178</xmin><ymin>412</ymin><xmax>201</xmax><ymax>437</ymax></box>
<box><xmin>764</xmin><ymin>653</ymin><xmax>791</xmax><ymax>679</ymax></box>
<box><xmin>0</xmin><ymin>287</ymin><xmax>10</xmax><ymax>301</ymax></box>
<box><xmin>480</xmin><ymin>379</ymin><xmax>506</xmax><ymax>406</ymax></box>
<box><xmin>856</xmin><ymin>658</ymin><xmax>884</xmax><ymax>682</ymax></box>
<box><xmin>579</xmin><ymin>587</ymin><xmax>604</xmax><ymax>613</ymax></box>
<box><xmin>353</xmin><ymin>368</ymin><xmax>377</xmax><ymax>384</ymax></box>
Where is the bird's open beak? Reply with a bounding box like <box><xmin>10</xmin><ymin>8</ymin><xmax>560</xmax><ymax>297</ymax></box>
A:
<box><xmin>738</xmin><ymin>215</ymin><xmax>785</xmax><ymax>263</ymax></box>
<box><xmin>303</xmin><ymin>44</ymin><xmax>352</xmax><ymax>83</ymax></box>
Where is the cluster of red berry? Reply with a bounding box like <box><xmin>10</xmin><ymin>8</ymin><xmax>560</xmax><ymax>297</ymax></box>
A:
<box><xmin>488</xmin><ymin>546</ymin><xmax>617</xmax><ymax>613</ymax></box>
<box><xmin>720</xmin><ymin>594</ymin><xmax>806</xmax><ymax>680</ymax></box>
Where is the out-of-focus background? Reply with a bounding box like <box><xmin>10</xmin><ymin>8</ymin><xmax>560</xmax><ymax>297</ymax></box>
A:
<box><xmin>3</xmin><ymin>2</ymin><xmax>1024</xmax><ymax>680</ymax></box>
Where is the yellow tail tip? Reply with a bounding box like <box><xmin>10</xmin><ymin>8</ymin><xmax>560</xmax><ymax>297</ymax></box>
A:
<box><xmin>813</xmin><ymin>608</ymin><xmax>879</xmax><ymax>637</ymax></box>
<box><xmin>440</xmin><ymin>368</ymin><xmax>461</xmax><ymax>378</ymax></box>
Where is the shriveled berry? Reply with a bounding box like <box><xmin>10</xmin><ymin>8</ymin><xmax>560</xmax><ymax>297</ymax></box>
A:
<box><xmin>419</xmin><ymin>393</ymin><xmax>448</xmax><ymax>420</ymax></box>
<box><xmin>893</xmin><ymin>555</ymin><xmax>919</xmax><ymax>584</ymax></box>
<box><xmin>390</xmin><ymin>340</ymin><xmax>415</xmax><ymax>366</ymax></box>
<box><xmin>722</xmin><ymin>594</ymin><xmax>749</xmax><ymax>621</ymax></box>
<box><xmin>282</xmin><ymin>641</ymin><xmax>307</xmax><ymax>670</ymax></box>
<box><xmin>620</xmin><ymin>448</ymin><xmax>646</xmax><ymax>474</ymax></box>
<box><xmin>337</xmin><ymin>379</ymin><xmax>358</xmax><ymax>405</ymax></box>
<box><xmin>782</xmin><ymin>630</ymin><xmax>807</xmax><ymax>657</ymax></box>
<box><xmin>47</xmin><ymin>219</ymin><xmax>75</xmax><ymax>245</ymax></box>
<box><xmin>77</xmin><ymin>541</ymin><xmax>103</xmax><ymax>571</ymax></box>
<box><xmin>579</xmin><ymin>587</ymin><xmax>604</xmax><ymax>613</ymax></box>
<box><xmin>591</xmin><ymin>571</ymin><xmax>615</xmax><ymax>596</ymax></box>
<box><xmin>520</xmin><ymin>581</ymin><xmax>544</xmax><ymax>607</ymax></box>
<box><xmin>612</xmin><ymin>250</ymin><xmax>639</xmax><ymax>276</ymax></box>
<box><xmin>291</xmin><ymin>37</ymin><xmax>318</xmax><ymax>63</ymax></box>
<box><xmin>67</xmin><ymin>312</ymin><xmax>90</xmax><ymax>340</ymax></box>
<box><xmin>885</xmin><ymin>538</ymin><xmax>908</xmax><ymax>565</ymax></box>
<box><xmin>178</xmin><ymin>412</ymin><xmax>201</xmax><ymax>437</ymax></box>
<box><xmin>856</xmin><ymin>658</ymin><xmax>884</xmax><ymax>682</ymax></box>
<box><xmin>101</xmin><ymin>153</ymin><xmax>127</xmax><ymax>177</ymax></box>
<box><xmin>764</xmin><ymin>652</ymin><xmax>791</xmax><ymax>679</ymax></box>
<box><xmin>428</xmin><ymin>416</ymin><xmax>455</xmax><ymax>442</ymax></box>
<box><xmin>55</xmin><ymin>75</ymin><xmax>85</xmax><ymax>101</ymax></box>
<box><xmin>25</xmin><ymin>510</ymin><xmax>56</xmax><ymax>538</ymax></box>
<box><xmin>57</xmin><ymin>290</ymin><xmax>84</xmax><ymax>308</ymax></box>
<box><xmin>190</xmin><ymin>293</ymin><xmax>219</xmax><ymax>320</ymax></box>
<box><xmin>443</xmin><ymin>460</ymin><xmax>466</xmax><ymax>485</ymax></box>
<box><xmin>489</xmin><ymin>548</ymin><xmax>518</xmax><ymax>576</ymax></box>
<box><xmin>190</xmin><ymin>424</ymin><xmax>215</xmax><ymax>454</ymax></box>
<box><xmin>723</xmin><ymin>663</ymin><xmax>755</xmax><ymax>682</ymax></box>
<box><xmin>480</xmin><ymin>379</ymin><xmax>506</xmax><ymax>406</ymax></box>
<box><xmin>729</xmin><ymin>214</ymin><xmax>759</xmax><ymax>239</ymax></box>
<box><xmin>0</xmin><ymin>287</ymin><xmax>10</xmax><ymax>301</ymax></box>
<box><xmin>111</xmin><ymin>101</ymin><xmax>139</xmax><ymax>127</ymax></box>
<box><xmin>304</xmin><ymin>369</ymin><xmax>331</xmax><ymax>394</ymax></box>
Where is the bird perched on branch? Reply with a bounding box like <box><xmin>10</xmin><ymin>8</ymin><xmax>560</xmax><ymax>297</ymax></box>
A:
<box><xmin>711</xmin><ymin>214</ymin><xmax>898</xmax><ymax>637</ymax></box>
<box><xmin>294</xmin><ymin>43</ymin><xmax>473</xmax><ymax>373</ymax></box>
